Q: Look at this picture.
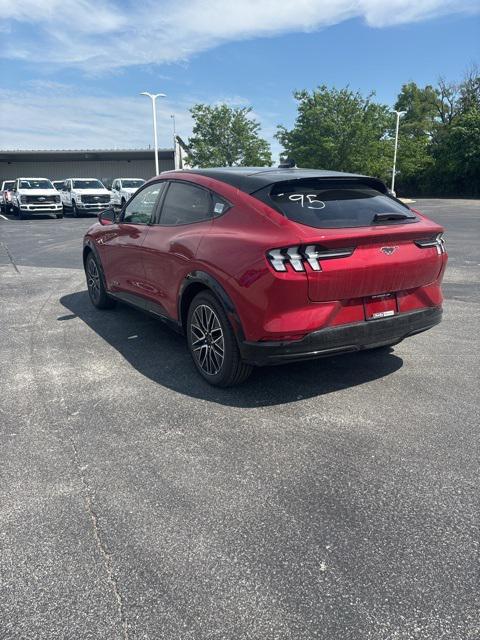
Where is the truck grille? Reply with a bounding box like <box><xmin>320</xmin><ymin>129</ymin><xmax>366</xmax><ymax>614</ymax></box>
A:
<box><xmin>26</xmin><ymin>195</ymin><xmax>58</xmax><ymax>204</ymax></box>
<box><xmin>82</xmin><ymin>194</ymin><xmax>110</xmax><ymax>204</ymax></box>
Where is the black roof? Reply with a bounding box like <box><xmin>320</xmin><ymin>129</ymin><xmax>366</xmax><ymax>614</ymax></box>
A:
<box><xmin>180</xmin><ymin>167</ymin><xmax>387</xmax><ymax>194</ymax></box>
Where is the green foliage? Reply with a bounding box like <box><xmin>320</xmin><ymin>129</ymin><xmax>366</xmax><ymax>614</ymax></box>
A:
<box><xmin>276</xmin><ymin>86</ymin><xmax>392</xmax><ymax>182</ymax></box>
<box><xmin>277</xmin><ymin>72</ymin><xmax>479</xmax><ymax>196</ymax></box>
<box><xmin>430</xmin><ymin>108</ymin><xmax>480</xmax><ymax>195</ymax></box>
<box><xmin>187</xmin><ymin>70</ymin><xmax>479</xmax><ymax>196</ymax></box>
<box><xmin>187</xmin><ymin>104</ymin><xmax>272</xmax><ymax>168</ymax></box>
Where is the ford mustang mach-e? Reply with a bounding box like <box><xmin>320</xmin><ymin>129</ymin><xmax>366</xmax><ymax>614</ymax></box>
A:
<box><xmin>83</xmin><ymin>167</ymin><xmax>447</xmax><ymax>386</ymax></box>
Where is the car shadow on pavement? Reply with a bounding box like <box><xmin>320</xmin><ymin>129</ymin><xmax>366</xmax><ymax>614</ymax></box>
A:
<box><xmin>60</xmin><ymin>290</ymin><xmax>404</xmax><ymax>408</ymax></box>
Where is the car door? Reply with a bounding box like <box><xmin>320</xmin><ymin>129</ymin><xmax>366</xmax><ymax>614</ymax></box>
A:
<box><xmin>141</xmin><ymin>180</ymin><xmax>214</xmax><ymax>320</ymax></box>
<box><xmin>62</xmin><ymin>180</ymin><xmax>71</xmax><ymax>207</ymax></box>
<box><xmin>111</xmin><ymin>180</ymin><xmax>119</xmax><ymax>206</ymax></box>
<box><xmin>97</xmin><ymin>182</ymin><xmax>165</xmax><ymax>300</ymax></box>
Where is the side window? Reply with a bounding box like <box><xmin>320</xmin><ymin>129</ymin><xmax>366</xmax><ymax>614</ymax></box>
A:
<box><xmin>160</xmin><ymin>182</ymin><xmax>212</xmax><ymax>226</ymax></box>
<box><xmin>122</xmin><ymin>183</ymin><xmax>163</xmax><ymax>224</ymax></box>
<box><xmin>211</xmin><ymin>193</ymin><xmax>230</xmax><ymax>218</ymax></box>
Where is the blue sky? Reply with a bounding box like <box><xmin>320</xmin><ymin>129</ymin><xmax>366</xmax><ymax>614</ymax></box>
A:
<box><xmin>0</xmin><ymin>0</ymin><xmax>478</xmax><ymax>158</ymax></box>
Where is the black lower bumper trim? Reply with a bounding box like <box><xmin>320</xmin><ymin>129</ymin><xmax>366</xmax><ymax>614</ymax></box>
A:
<box><xmin>240</xmin><ymin>307</ymin><xmax>442</xmax><ymax>366</ymax></box>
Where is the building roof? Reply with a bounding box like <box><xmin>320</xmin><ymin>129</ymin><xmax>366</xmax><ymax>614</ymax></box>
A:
<box><xmin>182</xmin><ymin>167</ymin><xmax>386</xmax><ymax>194</ymax></box>
<box><xmin>0</xmin><ymin>148</ymin><xmax>173</xmax><ymax>162</ymax></box>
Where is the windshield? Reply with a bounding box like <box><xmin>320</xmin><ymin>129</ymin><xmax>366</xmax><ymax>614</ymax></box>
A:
<box><xmin>53</xmin><ymin>182</ymin><xmax>63</xmax><ymax>188</ymax></box>
<box><xmin>3</xmin><ymin>182</ymin><xmax>14</xmax><ymax>190</ymax></box>
<box><xmin>19</xmin><ymin>179</ymin><xmax>54</xmax><ymax>190</ymax></box>
<box><xmin>121</xmin><ymin>179</ymin><xmax>145</xmax><ymax>188</ymax></box>
<box><xmin>254</xmin><ymin>179</ymin><xmax>416</xmax><ymax>229</ymax></box>
<box><xmin>73</xmin><ymin>180</ymin><xmax>105</xmax><ymax>189</ymax></box>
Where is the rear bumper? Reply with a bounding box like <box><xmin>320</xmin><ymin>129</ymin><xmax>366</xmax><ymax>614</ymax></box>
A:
<box><xmin>239</xmin><ymin>306</ymin><xmax>442</xmax><ymax>366</ymax></box>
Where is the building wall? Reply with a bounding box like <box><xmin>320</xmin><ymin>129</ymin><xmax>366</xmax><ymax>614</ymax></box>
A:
<box><xmin>0</xmin><ymin>156</ymin><xmax>174</xmax><ymax>185</ymax></box>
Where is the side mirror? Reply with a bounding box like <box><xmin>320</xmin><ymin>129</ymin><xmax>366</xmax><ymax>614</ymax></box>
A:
<box><xmin>98</xmin><ymin>208</ymin><xmax>116</xmax><ymax>225</ymax></box>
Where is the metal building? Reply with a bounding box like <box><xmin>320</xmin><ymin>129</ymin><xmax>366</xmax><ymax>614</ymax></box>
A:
<box><xmin>0</xmin><ymin>149</ymin><xmax>175</xmax><ymax>185</ymax></box>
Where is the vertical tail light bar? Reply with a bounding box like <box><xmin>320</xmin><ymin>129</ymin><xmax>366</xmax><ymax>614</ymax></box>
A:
<box><xmin>415</xmin><ymin>233</ymin><xmax>446</xmax><ymax>255</ymax></box>
<box><xmin>267</xmin><ymin>245</ymin><xmax>355</xmax><ymax>273</ymax></box>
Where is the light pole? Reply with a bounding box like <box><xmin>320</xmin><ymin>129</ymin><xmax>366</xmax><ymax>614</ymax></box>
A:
<box><xmin>170</xmin><ymin>114</ymin><xmax>178</xmax><ymax>169</ymax></box>
<box><xmin>140</xmin><ymin>92</ymin><xmax>166</xmax><ymax>175</ymax></box>
<box><xmin>391</xmin><ymin>109</ymin><xmax>406</xmax><ymax>194</ymax></box>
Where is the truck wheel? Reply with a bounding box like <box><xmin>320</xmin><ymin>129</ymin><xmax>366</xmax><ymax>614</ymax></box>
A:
<box><xmin>56</xmin><ymin>212</ymin><xmax>64</xmax><ymax>219</ymax></box>
<box><xmin>121</xmin><ymin>197</ymin><xmax>126</xmax><ymax>208</ymax></box>
<box><xmin>72</xmin><ymin>201</ymin><xmax>79</xmax><ymax>217</ymax></box>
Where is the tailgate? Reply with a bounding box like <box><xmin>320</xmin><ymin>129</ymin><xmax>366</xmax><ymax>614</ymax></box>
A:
<box><xmin>307</xmin><ymin>235</ymin><xmax>444</xmax><ymax>302</ymax></box>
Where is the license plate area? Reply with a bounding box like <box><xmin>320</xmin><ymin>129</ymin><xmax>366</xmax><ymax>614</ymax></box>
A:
<box><xmin>364</xmin><ymin>293</ymin><xmax>398</xmax><ymax>320</ymax></box>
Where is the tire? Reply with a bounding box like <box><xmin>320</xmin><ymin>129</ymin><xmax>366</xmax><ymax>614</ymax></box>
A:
<box><xmin>12</xmin><ymin>203</ymin><xmax>19</xmax><ymax>217</ymax></box>
<box><xmin>121</xmin><ymin>197</ymin><xmax>126</xmax><ymax>208</ymax></box>
<box><xmin>56</xmin><ymin>213</ymin><xmax>64</xmax><ymax>219</ymax></box>
<box><xmin>85</xmin><ymin>252</ymin><xmax>116</xmax><ymax>309</ymax></box>
<box><xmin>187</xmin><ymin>291</ymin><xmax>252</xmax><ymax>387</ymax></box>
<box><xmin>72</xmin><ymin>200</ymin><xmax>79</xmax><ymax>217</ymax></box>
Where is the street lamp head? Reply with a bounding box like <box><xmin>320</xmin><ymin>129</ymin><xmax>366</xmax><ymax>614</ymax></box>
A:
<box><xmin>391</xmin><ymin>109</ymin><xmax>407</xmax><ymax>116</ymax></box>
<box><xmin>140</xmin><ymin>91</ymin><xmax>166</xmax><ymax>99</ymax></box>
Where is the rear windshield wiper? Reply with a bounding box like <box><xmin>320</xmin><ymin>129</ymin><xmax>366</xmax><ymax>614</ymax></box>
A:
<box><xmin>373</xmin><ymin>211</ymin><xmax>414</xmax><ymax>222</ymax></box>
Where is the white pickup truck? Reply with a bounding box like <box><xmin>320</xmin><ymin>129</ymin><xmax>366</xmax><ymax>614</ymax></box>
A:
<box><xmin>11</xmin><ymin>177</ymin><xmax>63</xmax><ymax>219</ymax></box>
<box><xmin>110</xmin><ymin>178</ymin><xmax>145</xmax><ymax>208</ymax></box>
<box><xmin>1</xmin><ymin>180</ymin><xmax>15</xmax><ymax>214</ymax></box>
<box><xmin>60</xmin><ymin>178</ymin><xmax>112</xmax><ymax>217</ymax></box>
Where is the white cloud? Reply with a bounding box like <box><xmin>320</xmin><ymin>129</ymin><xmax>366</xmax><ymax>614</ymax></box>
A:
<box><xmin>0</xmin><ymin>0</ymin><xmax>478</xmax><ymax>71</ymax></box>
<box><xmin>0</xmin><ymin>85</ymin><xmax>193</xmax><ymax>150</ymax></box>
<box><xmin>0</xmin><ymin>85</ymin><xmax>284</xmax><ymax>157</ymax></box>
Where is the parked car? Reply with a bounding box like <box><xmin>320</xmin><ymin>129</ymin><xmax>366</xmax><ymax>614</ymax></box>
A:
<box><xmin>83</xmin><ymin>167</ymin><xmax>447</xmax><ymax>387</ymax></box>
<box><xmin>61</xmin><ymin>178</ymin><xmax>112</xmax><ymax>216</ymax></box>
<box><xmin>1</xmin><ymin>180</ymin><xmax>15</xmax><ymax>213</ymax></box>
<box><xmin>52</xmin><ymin>180</ymin><xmax>65</xmax><ymax>191</ymax></box>
<box><xmin>11</xmin><ymin>177</ymin><xmax>63</xmax><ymax>219</ymax></box>
<box><xmin>110</xmin><ymin>178</ymin><xmax>145</xmax><ymax>208</ymax></box>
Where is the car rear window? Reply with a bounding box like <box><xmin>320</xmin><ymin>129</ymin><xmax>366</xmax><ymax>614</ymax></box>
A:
<box><xmin>253</xmin><ymin>179</ymin><xmax>417</xmax><ymax>228</ymax></box>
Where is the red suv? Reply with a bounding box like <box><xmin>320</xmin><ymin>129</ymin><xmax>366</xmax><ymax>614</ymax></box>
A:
<box><xmin>83</xmin><ymin>167</ymin><xmax>447</xmax><ymax>386</ymax></box>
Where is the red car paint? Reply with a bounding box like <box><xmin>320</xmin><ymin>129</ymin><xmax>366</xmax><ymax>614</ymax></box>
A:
<box><xmin>83</xmin><ymin>168</ymin><xmax>446</xmax><ymax>366</ymax></box>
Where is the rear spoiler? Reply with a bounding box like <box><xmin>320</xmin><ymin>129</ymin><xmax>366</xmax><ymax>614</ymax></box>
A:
<box><xmin>249</xmin><ymin>175</ymin><xmax>389</xmax><ymax>196</ymax></box>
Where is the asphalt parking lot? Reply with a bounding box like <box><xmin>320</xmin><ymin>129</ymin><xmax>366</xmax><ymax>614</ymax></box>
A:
<box><xmin>1</xmin><ymin>199</ymin><xmax>479</xmax><ymax>640</ymax></box>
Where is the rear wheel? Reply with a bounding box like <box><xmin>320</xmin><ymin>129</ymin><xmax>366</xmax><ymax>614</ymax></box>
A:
<box><xmin>187</xmin><ymin>291</ymin><xmax>252</xmax><ymax>387</ymax></box>
<box><xmin>85</xmin><ymin>253</ymin><xmax>116</xmax><ymax>309</ymax></box>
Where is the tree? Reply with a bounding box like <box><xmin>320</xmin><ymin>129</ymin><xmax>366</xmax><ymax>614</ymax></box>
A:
<box><xmin>187</xmin><ymin>104</ymin><xmax>272</xmax><ymax>167</ymax></box>
<box><xmin>393</xmin><ymin>83</ymin><xmax>438</xmax><ymax>194</ymax></box>
<box><xmin>276</xmin><ymin>86</ymin><xmax>392</xmax><ymax>181</ymax></box>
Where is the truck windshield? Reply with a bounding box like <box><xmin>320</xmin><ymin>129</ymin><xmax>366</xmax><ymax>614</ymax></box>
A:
<box><xmin>122</xmin><ymin>180</ymin><xmax>145</xmax><ymax>188</ymax></box>
<box><xmin>73</xmin><ymin>180</ymin><xmax>104</xmax><ymax>189</ymax></box>
<box><xmin>19</xmin><ymin>179</ymin><xmax>54</xmax><ymax>189</ymax></box>
<box><xmin>3</xmin><ymin>182</ymin><xmax>14</xmax><ymax>190</ymax></box>
<box><xmin>253</xmin><ymin>179</ymin><xmax>417</xmax><ymax>229</ymax></box>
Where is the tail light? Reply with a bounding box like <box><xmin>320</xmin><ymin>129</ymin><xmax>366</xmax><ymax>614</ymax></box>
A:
<box><xmin>415</xmin><ymin>233</ymin><xmax>446</xmax><ymax>255</ymax></box>
<box><xmin>267</xmin><ymin>245</ymin><xmax>355</xmax><ymax>273</ymax></box>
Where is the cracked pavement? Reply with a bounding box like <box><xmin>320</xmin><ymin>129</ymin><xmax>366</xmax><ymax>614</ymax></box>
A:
<box><xmin>0</xmin><ymin>200</ymin><xmax>479</xmax><ymax>639</ymax></box>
